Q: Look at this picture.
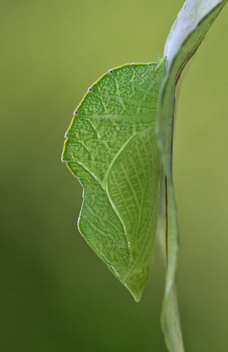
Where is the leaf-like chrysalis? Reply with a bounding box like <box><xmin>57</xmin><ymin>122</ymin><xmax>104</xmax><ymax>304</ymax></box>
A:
<box><xmin>62</xmin><ymin>58</ymin><xmax>166</xmax><ymax>301</ymax></box>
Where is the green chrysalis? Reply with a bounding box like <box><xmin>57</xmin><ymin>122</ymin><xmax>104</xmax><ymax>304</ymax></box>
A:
<box><xmin>62</xmin><ymin>58</ymin><xmax>166</xmax><ymax>301</ymax></box>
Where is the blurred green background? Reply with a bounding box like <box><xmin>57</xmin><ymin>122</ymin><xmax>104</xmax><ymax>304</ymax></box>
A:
<box><xmin>0</xmin><ymin>1</ymin><xmax>227</xmax><ymax>351</ymax></box>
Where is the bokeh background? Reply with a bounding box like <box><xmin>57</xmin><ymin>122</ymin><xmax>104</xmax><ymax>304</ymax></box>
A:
<box><xmin>1</xmin><ymin>1</ymin><xmax>227</xmax><ymax>351</ymax></box>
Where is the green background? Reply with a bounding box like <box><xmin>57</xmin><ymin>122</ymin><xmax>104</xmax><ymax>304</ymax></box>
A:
<box><xmin>0</xmin><ymin>1</ymin><xmax>227</xmax><ymax>351</ymax></box>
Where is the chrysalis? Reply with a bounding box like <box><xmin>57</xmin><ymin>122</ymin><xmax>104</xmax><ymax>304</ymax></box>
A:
<box><xmin>62</xmin><ymin>58</ymin><xmax>166</xmax><ymax>301</ymax></box>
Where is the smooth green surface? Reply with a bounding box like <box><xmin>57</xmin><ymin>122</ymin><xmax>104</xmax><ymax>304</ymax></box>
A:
<box><xmin>62</xmin><ymin>60</ymin><xmax>166</xmax><ymax>301</ymax></box>
<box><xmin>0</xmin><ymin>1</ymin><xmax>228</xmax><ymax>351</ymax></box>
<box><xmin>157</xmin><ymin>0</ymin><xmax>227</xmax><ymax>177</ymax></box>
<box><xmin>156</xmin><ymin>2</ymin><xmax>227</xmax><ymax>352</ymax></box>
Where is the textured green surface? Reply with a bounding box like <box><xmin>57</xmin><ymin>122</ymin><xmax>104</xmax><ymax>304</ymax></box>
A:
<box><xmin>62</xmin><ymin>58</ymin><xmax>166</xmax><ymax>301</ymax></box>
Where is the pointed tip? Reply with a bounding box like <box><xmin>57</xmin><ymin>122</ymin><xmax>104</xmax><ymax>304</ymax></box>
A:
<box><xmin>124</xmin><ymin>283</ymin><xmax>144</xmax><ymax>302</ymax></box>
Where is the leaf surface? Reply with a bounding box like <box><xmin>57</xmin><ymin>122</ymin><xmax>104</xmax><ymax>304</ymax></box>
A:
<box><xmin>62</xmin><ymin>58</ymin><xmax>166</xmax><ymax>301</ymax></box>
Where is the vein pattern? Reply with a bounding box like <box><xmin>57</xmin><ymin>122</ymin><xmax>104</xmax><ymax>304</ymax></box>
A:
<box><xmin>62</xmin><ymin>58</ymin><xmax>166</xmax><ymax>301</ymax></box>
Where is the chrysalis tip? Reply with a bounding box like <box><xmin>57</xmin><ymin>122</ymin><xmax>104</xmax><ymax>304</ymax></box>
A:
<box><xmin>124</xmin><ymin>283</ymin><xmax>143</xmax><ymax>303</ymax></box>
